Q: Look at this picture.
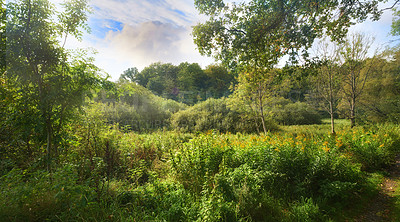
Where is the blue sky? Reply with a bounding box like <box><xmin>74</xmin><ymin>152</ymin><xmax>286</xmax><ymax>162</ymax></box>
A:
<box><xmin>58</xmin><ymin>0</ymin><xmax>399</xmax><ymax>80</ymax></box>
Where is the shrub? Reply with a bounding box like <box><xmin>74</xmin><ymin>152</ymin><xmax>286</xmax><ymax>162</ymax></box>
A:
<box><xmin>94</xmin><ymin>83</ymin><xmax>187</xmax><ymax>132</ymax></box>
<box><xmin>272</xmin><ymin>101</ymin><xmax>322</xmax><ymax>125</ymax></box>
<box><xmin>171</xmin><ymin>98</ymin><xmax>277</xmax><ymax>133</ymax></box>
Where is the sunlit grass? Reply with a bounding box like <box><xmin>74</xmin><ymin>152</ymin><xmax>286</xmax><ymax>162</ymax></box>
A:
<box><xmin>280</xmin><ymin>118</ymin><xmax>351</xmax><ymax>135</ymax></box>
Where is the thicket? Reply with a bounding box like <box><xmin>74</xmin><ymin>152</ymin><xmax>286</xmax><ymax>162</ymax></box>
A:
<box><xmin>170</xmin><ymin>98</ymin><xmax>276</xmax><ymax>133</ymax></box>
<box><xmin>93</xmin><ymin>82</ymin><xmax>186</xmax><ymax>132</ymax></box>
<box><xmin>271</xmin><ymin>101</ymin><xmax>322</xmax><ymax>126</ymax></box>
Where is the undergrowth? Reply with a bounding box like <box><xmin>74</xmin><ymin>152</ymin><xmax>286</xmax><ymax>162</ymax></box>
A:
<box><xmin>1</xmin><ymin>123</ymin><xmax>399</xmax><ymax>221</ymax></box>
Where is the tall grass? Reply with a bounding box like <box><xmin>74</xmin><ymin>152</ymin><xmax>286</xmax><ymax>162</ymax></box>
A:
<box><xmin>1</xmin><ymin>123</ymin><xmax>399</xmax><ymax>221</ymax></box>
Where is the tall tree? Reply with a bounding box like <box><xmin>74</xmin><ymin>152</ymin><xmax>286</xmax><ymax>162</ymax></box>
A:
<box><xmin>135</xmin><ymin>62</ymin><xmax>179</xmax><ymax>97</ymax></box>
<box><xmin>204</xmin><ymin>64</ymin><xmax>235</xmax><ymax>98</ymax></box>
<box><xmin>311</xmin><ymin>40</ymin><xmax>342</xmax><ymax>134</ymax></box>
<box><xmin>339</xmin><ymin>33</ymin><xmax>374</xmax><ymax>128</ymax></box>
<box><xmin>119</xmin><ymin>67</ymin><xmax>139</xmax><ymax>82</ymax></box>
<box><xmin>6</xmin><ymin>0</ymin><xmax>103</xmax><ymax>169</ymax></box>
<box><xmin>231</xmin><ymin>68</ymin><xmax>281</xmax><ymax>133</ymax></box>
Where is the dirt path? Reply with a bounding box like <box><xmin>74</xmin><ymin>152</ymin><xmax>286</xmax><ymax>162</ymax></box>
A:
<box><xmin>353</xmin><ymin>156</ymin><xmax>400</xmax><ymax>222</ymax></box>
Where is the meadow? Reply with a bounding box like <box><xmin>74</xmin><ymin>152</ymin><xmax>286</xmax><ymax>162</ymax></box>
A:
<box><xmin>1</xmin><ymin>119</ymin><xmax>399</xmax><ymax>221</ymax></box>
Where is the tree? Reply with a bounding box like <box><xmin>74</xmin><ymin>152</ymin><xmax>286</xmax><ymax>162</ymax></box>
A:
<box><xmin>193</xmin><ymin>0</ymin><xmax>384</xmax><ymax>132</ymax></box>
<box><xmin>177</xmin><ymin>62</ymin><xmax>208</xmax><ymax>104</ymax></box>
<box><xmin>204</xmin><ymin>64</ymin><xmax>235</xmax><ymax>98</ymax></box>
<box><xmin>391</xmin><ymin>6</ymin><xmax>400</xmax><ymax>37</ymax></box>
<box><xmin>311</xmin><ymin>40</ymin><xmax>342</xmax><ymax>134</ymax></box>
<box><xmin>135</xmin><ymin>62</ymin><xmax>179</xmax><ymax>98</ymax></box>
<box><xmin>5</xmin><ymin>0</ymin><xmax>103</xmax><ymax>169</ymax></box>
<box><xmin>339</xmin><ymin>33</ymin><xmax>374</xmax><ymax>128</ymax></box>
<box><xmin>119</xmin><ymin>67</ymin><xmax>139</xmax><ymax>82</ymax></box>
<box><xmin>193</xmin><ymin>0</ymin><xmax>384</xmax><ymax>66</ymax></box>
<box><xmin>359</xmin><ymin>47</ymin><xmax>400</xmax><ymax>123</ymax></box>
<box><xmin>0</xmin><ymin>0</ymin><xmax>4</xmax><ymax>73</ymax></box>
<box><xmin>231</xmin><ymin>68</ymin><xmax>281</xmax><ymax>134</ymax></box>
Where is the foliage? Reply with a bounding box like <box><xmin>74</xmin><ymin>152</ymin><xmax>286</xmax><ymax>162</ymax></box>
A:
<box><xmin>271</xmin><ymin>101</ymin><xmax>322</xmax><ymax>126</ymax></box>
<box><xmin>2</xmin><ymin>119</ymin><xmax>400</xmax><ymax>221</ymax></box>
<box><xmin>204</xmin><ymin>63</ymin><xmax>236</xmax><ymax>98</ymax></box>
<box><xmin>358</xmin><ymin>47</ymin><xmax>400</xmax><ymax>123</ymax></box>
<box><xmin>3</xmin><ymin>0</ymin><xmax>400</xmax><ymax>221</ymax></box>
<box><xmin>94</xmin><ymin>81</ymin><xmax>186</xmax><ymax>132</ymax></box>
<box><xmin>170</xmin><ymin>98</ymin><xmax>275</xmax><ymax>133</ymax></box>
<box><xmin>193</xmin><ymin>0</ymin><xmax>382</xmax><ymax>68</ymax></box>
<box><xmin>129</xmin><ymin>62</ymin><xmax>234</xmax><ymax>105</ymax></box>
<box><xmin>4</xmin><ymin>0</ymin><xmax>105</xmax><ymax>169</ymax></box>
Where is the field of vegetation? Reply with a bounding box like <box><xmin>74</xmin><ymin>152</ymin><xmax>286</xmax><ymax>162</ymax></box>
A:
<box><xmin>1</xmin><ymin>118</ymin><xmax>400</xmax><ymax>221</ymax></box>
<box><xmin>2</xmin><ymin>0</ymin><xmax>400</xmax><ymax>221</ymax></box>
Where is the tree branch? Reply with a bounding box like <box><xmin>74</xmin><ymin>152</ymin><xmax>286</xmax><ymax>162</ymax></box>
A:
<box><xmin>381</xmin><ymin>0</ymin><xmax>400</xmax><ymax>11</ymax></box>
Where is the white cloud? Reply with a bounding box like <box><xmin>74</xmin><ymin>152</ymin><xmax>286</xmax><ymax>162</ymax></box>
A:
<box><xmin>85</xmin><ymin>21</ymin><xmax>212</xmax><ymax>80</ymax></box>
<box><xmin>105</xmin><ymin>21</ymin><xmax>186</xmax><ymax>65</ymax></box>
<box><xmin>91</xmin><ymin>0</ymin><xmax>196</xmax><ymax>27</ymax></box>
<box><xmin>74</xmin><ymin>0</ymin><xmax>214</xmax><ymax>80</ymax></box>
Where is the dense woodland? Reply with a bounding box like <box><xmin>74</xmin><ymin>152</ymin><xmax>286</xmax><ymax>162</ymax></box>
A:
<box><xmin>2</xmin><ymin>0</ymin><xmax>400</xmax><ymax>221</ymax></box>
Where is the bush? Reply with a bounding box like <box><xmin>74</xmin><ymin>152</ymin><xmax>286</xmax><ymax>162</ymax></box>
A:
<box><xmin>272</xmin><ymin>101</ymin><xmax>322</xmax><ymax>125</ymax></box>
<box><xmin>94</xmin><ymin>83</ymin><xmax>187</xmax><ymax>132</ymax></box>
<box><xmin>171</xmin><ymin>98</ymin><xmax>277</xmax><ymax>133</ymax></box>
<box><xmin>336</xmin><ymin>125</ymin><xmax>400</xmax><ymax>171</ymax></box>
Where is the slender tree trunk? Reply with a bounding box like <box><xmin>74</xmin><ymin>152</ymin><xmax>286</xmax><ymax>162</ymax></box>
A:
<box><xmin>46</xmin><ymin>118</ymin><xmax>52</xmax><ymax>171</ymax></box>
<box><xmin>350</xmin><ymin>95</ymin><xmax>356</xmax><ymax>128</ymax></box>
<box><xmin>258</xmin><ymin>88</ymin><xmax>267</xmax><ymax>134</ymax></box>
<box><xmin>329</xmin><ymin>102</ymin><xmax>335</xmax><ymax>135</ymax></box>
<box><xmin>329</xmin><ymin>75</ymin><xmax>336</xmax><ymax>135</ymax></box>
<box><xmin>260</xmin><ymin>109</ymin><xmax>267</xmax><ymax>134</ymax></box>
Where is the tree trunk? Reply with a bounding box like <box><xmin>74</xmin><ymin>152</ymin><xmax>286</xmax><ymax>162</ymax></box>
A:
<box><xmin>330</xmin><ymin>112</ymin><xmax>335</xmax><ymax>135</ymax></box>
<box><xmin>46</xmin><ymin>118</ymin><xmax>52</xmax><ymax>172</ymax></box>
<box><xmin>258</xmin><ymin>88</ymin><xmax>267</xmax><ymax>134</ymax></box>
<box><xmin>260</xmin><ymin>113</ymin><xmax>267</xmax><ymax>134</ymax></box>
<box><xmin>350</xmin><ymin>98</ymin><xmax>356</xmax><ymax>128</ymax></box>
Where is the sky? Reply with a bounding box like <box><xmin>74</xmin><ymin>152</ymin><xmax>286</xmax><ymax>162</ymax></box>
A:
<box><xmin>56</xmin><ymin>0</ymin><xmax>399</xmax><ymax>80</ymax></box>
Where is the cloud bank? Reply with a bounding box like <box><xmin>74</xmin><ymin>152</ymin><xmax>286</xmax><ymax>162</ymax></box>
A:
<box><xmin>78</xmin><ymin>0</ymin><xmax>214</xmax><ymax>79</ymax></box>
<box><xmin>105</xmin><ymin>21</ymin><xmax>186</xmax><ymax>66</ymax></box>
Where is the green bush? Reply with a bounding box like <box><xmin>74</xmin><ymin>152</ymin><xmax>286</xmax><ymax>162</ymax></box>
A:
<box><xmin>94</xmin><ymin>83</ymin><xmax>187</xmax><ymax>132</ymax></box>
<box><xmin>337</xmin><ymin>125</ymin><xmax>400</xmax><ymax>171</ymax></box>
<box><xmin>272</xmin><ymin>101</ymin><xmax>322</xmax><ymax>125</ymax></box>
<box><xmin>171</xmin><ymin>98</ymin><xmax>277</xmax><ymax>133</ymax></box>
<box><xmin>0</xmin><ymin>166</ymin><xmax>98</xmax><ymax>222</ymax></box>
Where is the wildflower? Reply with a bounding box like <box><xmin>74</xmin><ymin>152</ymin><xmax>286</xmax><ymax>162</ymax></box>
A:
<box><xmin>379</xmin><ymin>144</ymin><xmax>384</xmax><ymax>148</ymax></box>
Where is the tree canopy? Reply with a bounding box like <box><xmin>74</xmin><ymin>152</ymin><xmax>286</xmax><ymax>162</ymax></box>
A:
<box><xmin>193</xmin><ymin>0</ymin><xmax>384</xmax><ymax>70</ymax></box>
